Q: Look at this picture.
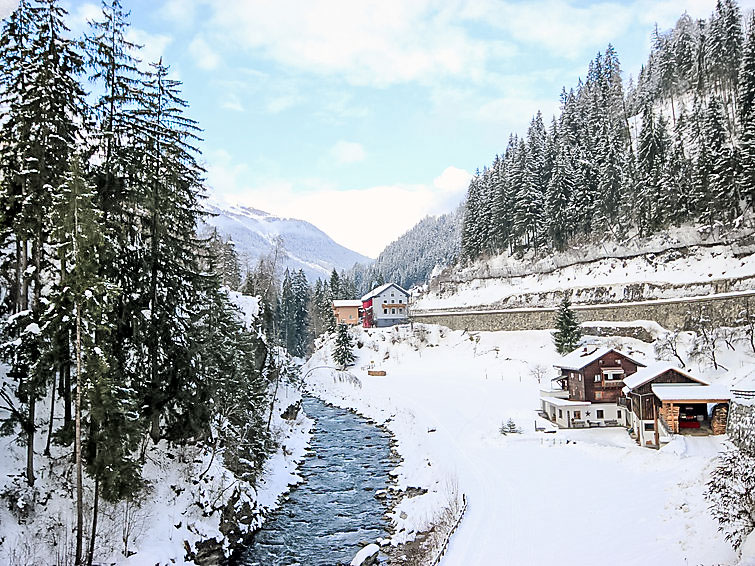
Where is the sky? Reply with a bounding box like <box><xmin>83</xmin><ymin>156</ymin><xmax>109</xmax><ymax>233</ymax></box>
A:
<box><xmin>3</xmin><ymin>0</ymin><xmax>755</xmax><ymax>257</ymax></box>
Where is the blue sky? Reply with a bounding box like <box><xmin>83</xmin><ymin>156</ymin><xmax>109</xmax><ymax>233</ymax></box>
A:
<box><xmin>6</xmin><ymin>0</ymin><xmax>755</xmax><ymax>256</ymax></box>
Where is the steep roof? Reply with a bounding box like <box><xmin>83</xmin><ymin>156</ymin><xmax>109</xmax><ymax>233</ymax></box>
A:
<box><xmin>623</xmin><ymin>362</ymin><xmax>709</xmax><ymax>390</ymax></box>
<box><xmin>650</xmin><ymin>383</ymin><xmax>731</xmax><ymax>402</ymax></box>
<box><xmin>555</xmin><ymin>346</ymin><xmax>645</xmax><ymax>371</ymax></box>
<box><xmin>361</xmin><ymin>282</ymin><xmax>409</xmax><ymax>302</ymax></box>
<box><xmin>731</xmin><ymin>367</ymin><xmax>755</xmax><ymax>393</ymax></box>
<box><xmin>333</xmin><ymin>300</ymin><xmax>362</xmax><ymax>308</ymax></box>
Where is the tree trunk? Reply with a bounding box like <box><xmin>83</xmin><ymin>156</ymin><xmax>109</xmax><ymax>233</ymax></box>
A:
<box><xmin>75</xmin><ymin>303</ymin><xmax>83</xmax><ymax>565</ymax></box>
<box><xmin>44</xmin><ymin>368</ymin><xmax>57</xmax><ymax>456</ymax></box>
<box><xmin>87</xmin><ymin>476</ymin><xmax>99</xmax><ymax>566</ymax></box>
<box><xmin>64</xmin><ymin>347</ymin><xmax>72</xmax><ymax>427</ymax></box>
<box><xmin>26</xmin><ymin>399</ymin><xmax>35</xmax><ymax>486</ymax></box>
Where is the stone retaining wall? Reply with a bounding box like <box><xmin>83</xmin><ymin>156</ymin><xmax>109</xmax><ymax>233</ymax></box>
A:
<box><xmin>411</xmin><ymin>291</ymin><xmax>755</xmax><ymax>333</ymax></box>
<box><xmin>727</xmin><ymin>401</ymin><xmax>755</xmax><ymax>455</ymax></box>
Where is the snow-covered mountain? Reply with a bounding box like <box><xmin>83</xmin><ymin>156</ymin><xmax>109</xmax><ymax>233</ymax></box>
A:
<box><xmin>201</xmin><ymin>201</ymin><xmax>372</xmax><ymax>281</ymax></box>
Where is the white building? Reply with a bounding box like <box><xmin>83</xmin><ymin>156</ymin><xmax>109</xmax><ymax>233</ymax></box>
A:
<box><xmin>361</xmin><ymin>283</ymin><xmax>409</xmax><ymax>328</ymax></box>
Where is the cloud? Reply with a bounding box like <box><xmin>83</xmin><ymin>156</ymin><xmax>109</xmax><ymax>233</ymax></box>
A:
<box><xmin>204</xmin><ymin>150</ymin><xmax>471</xmax><ymax>257</ymax></box>
<box><xmin>329</xmin><ymin>141</ymin><xmax>365</xmax><ymax>165</ymax></box>
<box><xmin>189</xmin><ymin>36</ymin><xmax>221</xmax><ymax>70</ymax></box>
<box><xmin>0</xmin><ymin>0</ymin><xmax>17</xmax><ymax>20</ymax></box>
<box><xmin>126</xmin><ymin>28</ymin><xmax>173</xmax><ymax>68</ymax></box>
<box><xmin>221</xmin><ymin>93</ymin><xmax>244</xmax><ymax>112</ymax></box>
<box><xmin>201</xmin><ymin>0</ymin><xmax>515</xmax><ymax>87</ymax></box>
<box><xmin>159</xmin><ymin>0</ymin><xmax>198</xmax><ymax>28</ymax></box>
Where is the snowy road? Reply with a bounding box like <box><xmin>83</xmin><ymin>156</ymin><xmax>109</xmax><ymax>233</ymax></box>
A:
<box><xmin>306</xmin><ymin>326</ymin><xmax>738</xmax><ymax>566</ymax></box>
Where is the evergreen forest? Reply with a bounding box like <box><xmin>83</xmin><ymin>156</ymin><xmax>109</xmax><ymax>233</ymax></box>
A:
<box><xmin>461</xmin><ymin>0</ymin><xmax>755</xmax><ymax>261</ymax></box>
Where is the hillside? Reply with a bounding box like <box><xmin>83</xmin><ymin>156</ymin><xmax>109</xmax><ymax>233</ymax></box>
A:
<box><xmin>350</xmin><ymin>205</ymin><xmax>463</xmax><ymax>294</ymax></box>
<box><xmin>413</xmin><ymin>222</ymin><xmax>755</xmax><ymax>312</ymax></box>
<box><xmin>202</xmin><ymin>201</ymin><xmax>372</xmax><ymax>282</ymax></box>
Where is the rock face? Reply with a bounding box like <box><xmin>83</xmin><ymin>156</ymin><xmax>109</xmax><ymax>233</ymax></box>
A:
<box><xmin>350</xmin><ymin>543</ymin><xmax>380</xmax><ymax>566</ymax></box>
<box><xmin>281</xmin><ymin>400</ymin><xmax>301</xmax><ymax>420</ymax></box>
<box><xmin>728</xmin><ymin>401</ymin><xmax>755</xmax><ymax>454</ymax></box>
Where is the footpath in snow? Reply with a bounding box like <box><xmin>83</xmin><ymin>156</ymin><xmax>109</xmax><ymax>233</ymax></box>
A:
<box><xmin>305</xmin><ymin>324</ymin><xmax>739</xmax><ymax>566</ymax></box>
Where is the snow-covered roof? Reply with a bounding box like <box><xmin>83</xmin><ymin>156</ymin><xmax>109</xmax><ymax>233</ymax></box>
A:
<box><xmin>361</xmin><ymin>282</ymin><xmax>409</xmax><ymax>302</ymax></box>
<box><xmin>650</xmin><ymin>383</ymin><xmax>731</xmax><ymax>402</ymax></box>
<box><xmin>333</xmin><ymin>300</ymin><xmax>362</xmax><ymax>308</ymax></box>
<box><xmin>731</xmin><ymin>367</ymin><xmax>755</xmax><ymax>393</ymax></box>
<box><xmin>540</xmin><ymin>396</ymin><xmax>592</xmax><ymax>407</ymax></box>
<box><xmin>623</xmin><ymin>362</ymin><xmax>709</xmax><ymax>391</ymax></box>
<box><xmin>555</xmin><ymin>346</ymin><xmax>645</xmax><ymax>371</ymax></box>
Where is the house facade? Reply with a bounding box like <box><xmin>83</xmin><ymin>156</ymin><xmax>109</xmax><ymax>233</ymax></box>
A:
<box><xmin>361</xmin><ymin>283</ymin><xmax>409</xmax><ymax>328</ymax></box>
<box><xmin>541</xmin><ymin>346</ymin><xmax>645</xmax><ymax>428</ymax></box>
<box><xmin>333</xmin><ymin>300</ymin><xmax>361</xmax><ymax>326</ymax></box>
<box><xmin>622</xmin><ymin>363</ymin><xmax>730</xmax><ymax>448</ymax></box>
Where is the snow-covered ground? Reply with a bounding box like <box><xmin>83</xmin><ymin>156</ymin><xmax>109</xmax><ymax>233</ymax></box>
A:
<box><xmin>414</xmin><ymin>225</ymin><xmax>755</xmax><ymax>311</ymax></box>
<box><xmin>305</xmin><ymin>324</ymin><xmax>750</xmax><ymax>565</ymax></box>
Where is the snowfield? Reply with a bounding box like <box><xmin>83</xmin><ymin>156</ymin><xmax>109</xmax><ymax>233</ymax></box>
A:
<box><xmin>305</xmin><ymin>324</ymin><xmax>748</xmax><ymax>566</ymax></box>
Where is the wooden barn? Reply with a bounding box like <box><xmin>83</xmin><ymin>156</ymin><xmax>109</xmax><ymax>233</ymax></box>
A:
<box><xmin>622</xmin><ymin>363</ymin><xmax>731</xmax><ymax>448</ymax></box>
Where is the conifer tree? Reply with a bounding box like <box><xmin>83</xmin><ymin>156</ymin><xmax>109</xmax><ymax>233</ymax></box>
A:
<box><xmin>333</xmin><ymin>323</ymin><xmax>355</xmax><ymax>370</ymax></box>
<box><xmin>553</xmin><ymin>294</ymin><xmax>582</xmax><ymax>355</ymax></box>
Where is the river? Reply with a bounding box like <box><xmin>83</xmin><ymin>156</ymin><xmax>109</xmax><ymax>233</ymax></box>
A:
<box><xmin>235</xmin><ymin>396</ymin><xmax>393</xmax><ymax>565</ymax></box>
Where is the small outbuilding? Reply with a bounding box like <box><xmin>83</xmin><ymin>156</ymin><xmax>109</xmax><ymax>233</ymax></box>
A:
<box><xmin>622</xmin><ymin>363</ymin><xmax>730</xmax><ymax>448</ymax></box>
<box><xmin>333</xmin><ymin>300</ymin><xmax>362</xmax><ymax>326</ymax></box>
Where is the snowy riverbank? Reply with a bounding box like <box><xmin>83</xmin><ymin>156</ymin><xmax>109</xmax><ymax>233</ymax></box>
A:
<box><xmin>0</xmin><ymin>379</ymin><xmax>311</xmax><ymax>565</ymax></box>
<box><xmin>305</xmin><ymin>324</ymin><xmax>746</xmax><ymax>565</ymax></box>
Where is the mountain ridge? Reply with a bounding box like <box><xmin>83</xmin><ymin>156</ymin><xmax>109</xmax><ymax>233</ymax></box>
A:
<box><xmin>201</xmin><ymin>201</ymin><xmax>373</xmax><ymax>281</ymax></box>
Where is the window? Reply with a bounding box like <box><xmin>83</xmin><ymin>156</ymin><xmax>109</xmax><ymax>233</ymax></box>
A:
<box><xmin>383</xmin><ymin>309</ymin><xmax>387</xmax><ymax>314</ymax></box>
<box><xmin>399</xmin><ymin>299</ymin><xmax>403</xmax><ymax>303</ymax></box>
<box><xmin>558</xmin><ymin>409</ymin><xmax>563</xmax><ymax>418</ymax></box>
<box><xmin>349</xmin><ymin>314</ymin><xmax>353</xmax><ymax>319</ymax></box>
<box><xmin>391</xmin><ymin>308</ymin><xmax>396</xmax><ymax>314</ymax></box>
<box><xmin>578</xmin><ymin>375</ymin><xmax>582</xmax><ymax>382</ymax></box>
<box><xmin>594</xmin><ymin>374</ymin><xmax>601</xmax><ymax>382</ymax></box>
<box><xmin>596</xmin><ymin>409</ymin><xmax>604</xmax><ymax>419</ymax></box>
<box><xmin>391</xmin><ymin>292</ymin><xmax>394</xmax><ymax>296</ymax></box>
<box><xmin>574</xmin><ymin>411</ymin><xmax>582</xmax><ymax>420</ymax></box>
<box><xmin>595</xmin><ymin>391</ymin><xmax>603</xmax><ymax>400</ymax></box>
<box><xmin>644</xmin><ymin>422</ymin><xmax>655</xmax><ymax>431</ymax></box>
<box><xmin>399</xmin><ymin>308</ymin><xmax>404</xmax><ymax>313</ymax></box>
<box><xmin>617</xmin><ymin>410</ymin><xmax>622</xmax><ymax>419</ymax></box>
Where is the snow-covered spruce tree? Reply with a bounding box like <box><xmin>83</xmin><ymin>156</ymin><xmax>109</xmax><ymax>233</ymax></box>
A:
<box><xmin>128</xmin><ymin>58</ymin><xmax>208</xmax><ymax>445</ymax></box>
<box><xmin>0</xmin><ymin>0</ymin><xmax>87</xmax><ymax>487</ymax></box>
<box><xmin>51</xmin><ymin>154</ymin><xmax>141</xmax><ymax>563</ymax></box>
<box><xmin>333</xmin><ymin>324</ymin><xmax>355</xmax><ymax>370</ymax></box>
<box><xmin>553</xmin><ymin>294</ymin><xmax>582</xmax><ymax>355</ymax></box>
<box><xmin>706</xmin><ymin>445</ymin><xmax>755</xmax><ymax>550</ymax></box>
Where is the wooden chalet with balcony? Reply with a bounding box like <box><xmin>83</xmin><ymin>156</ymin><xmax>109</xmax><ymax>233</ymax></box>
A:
<box><xmin>541</xmin><ymin>346</ymin><xmax>645</xmax><ymax>428</ymax></box>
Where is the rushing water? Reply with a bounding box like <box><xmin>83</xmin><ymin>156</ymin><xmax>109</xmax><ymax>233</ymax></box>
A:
<box><xmin>236</xmin><ymin>396</ymin><xmax>393</xmax><ymax>566</ymax></box>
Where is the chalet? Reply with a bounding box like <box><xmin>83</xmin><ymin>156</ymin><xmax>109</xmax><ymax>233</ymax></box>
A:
<box><xmin>541</xmin><ymin>346</ymin><xmax>645</xmax><ymax>428</ymax></box>
<box><xmin>622</xmin><ymin>363</ymin><xmax>731</xmax><ymax>448</ymax></box>
<box><xmin>333</xmin><ymin>300</ymin><xmax>361</xmax><ymax>326</ymax></box>
<box><xmin>361</xmin><ymin>283</ymin><xmax>409</xmax><ymax>328</ymax></box>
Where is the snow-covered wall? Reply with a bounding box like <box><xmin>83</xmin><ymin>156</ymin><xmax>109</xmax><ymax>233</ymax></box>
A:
<box><xmin>727</xmin><ymin>401</ymin><xmax>755</xmax><ymax>455</ymax></box>
<box><xmin>411</xmin><ymin>291</ymin><xmax>755</xmax><ymax>333</ymax></box>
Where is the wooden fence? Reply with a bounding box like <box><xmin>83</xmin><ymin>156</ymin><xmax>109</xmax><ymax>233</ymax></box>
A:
<box><xmin>430</xmin><ymin>493</ymin><xmax>468</xmax><ymax>566</ymax></box>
